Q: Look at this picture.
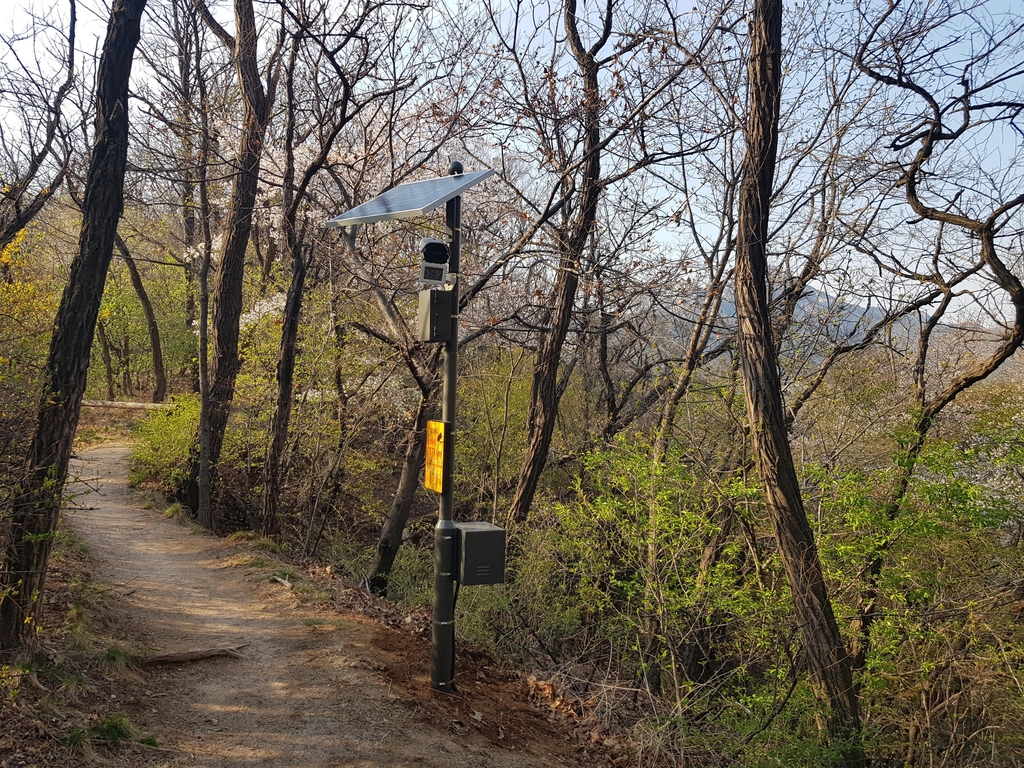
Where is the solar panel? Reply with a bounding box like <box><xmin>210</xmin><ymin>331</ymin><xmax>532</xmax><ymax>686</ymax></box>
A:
<box><xmin>325</xmin><ymin>170</ymin><xmax>495</xmax><ymax>228</ymax></box>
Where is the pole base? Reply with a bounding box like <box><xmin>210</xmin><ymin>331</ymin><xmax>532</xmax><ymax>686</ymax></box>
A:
<box><xmin>431</xmin><ymin>680</ymin><xmax>458</xmax><ymax>695</ymax></box>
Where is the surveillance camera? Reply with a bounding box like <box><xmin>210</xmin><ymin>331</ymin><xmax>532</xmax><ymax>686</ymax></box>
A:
<box><xmin>419</xmin><ymin>237</ymin><xmax>450</xmax><ymax>264</ymax></box>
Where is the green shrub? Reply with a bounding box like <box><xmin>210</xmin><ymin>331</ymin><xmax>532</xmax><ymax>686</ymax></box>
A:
<box><xmin>381</xmin><ymin>545</ymin><xmax>433</xmax><ymax>609</ymax></box>
<box><xmin>129</xmin><ymin>395</ymin><xmax>200</xmax><ymax>488</ymax></box>
<box><xmin>325</xmin><ymin>539</ymin><xmax>375</xmax><ymax>583</ymax></box>
<box><xmin>91</xmin><ymin>713</ymin><xmax>141</xmax><ymax>743</ymax></box>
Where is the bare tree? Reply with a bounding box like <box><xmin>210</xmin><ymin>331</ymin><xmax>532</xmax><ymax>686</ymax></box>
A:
<box><xmin>502</xmin><ymin>0</ymin><xmax>614</xmax><ymax>524</ymax></box>
<box><xmin>480</xmin><ymin>0</ymin><xmax>725</xmax><ymax>525</ymax></box>
<box><xmin>847</xmin><ymin>0</ymin><xmax>1024</xmax><ymax>669</ymax></box>
<box><xmin>731</xmin><ymin>0</ymin><xmax>863</xmax><ymax>761</ymax></box>
<box><xmin>0</xmin><ymin>0</ymin><xmax>77</xmax><ymax>259</ymax></box>
<box><xmin>259</xmin><ymin>0</ymin><xmax>418</xmax><ymax>536</ymax></box>
<box><xmin>131</xmin><ymin>0</ymin><xmax>230</xmax><ymax>399</ymax></box>
<box><xmin>178</xmin><ymin>0</ymin><xmax>283</xmax><ymax>528</ymax></box>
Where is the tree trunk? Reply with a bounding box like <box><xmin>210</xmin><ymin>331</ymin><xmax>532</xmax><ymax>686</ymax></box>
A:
<box><xmin>120</xmin><ymin>333</ymin><xmax>133</xmax><ymax>396</ymax></box>
<box><xmin>260</xmin><ymin>238</ymin><xmax>307</xmax><ymax>536</ymax></box>
<box><xmin>195</xmin><ymin>38</ymin><xmax>215</xmax><ymax>531</ymax></box>
<box><xmin>96</xmin><ymin>320</ymin><xmax>116</xmax><ymax>400</ymax></box>
<box><xmin>196</xmin><ymin>174</ymin><xmax>214</xmax><ymax>529</ymax></box>
<box><xmin>731</xmin><ymin>0</ymin><xmax>863</xmax><ymax>763</ymax></box>
<box><xmin>0</xmin><ymin>0</ymin><xmax>147</xmax><ymax>654</ymax></box>
<box><xmin>507</xmin><ymin>0</ymin><xmax>604</xmax><ymax>524</ymax></box>
<box><xmin>368</xmin><ymin>394</ymin><xmax>432</xmax><ymax>595</ymax></box>
<box><xmin>205</xmin><ymin>98</ymin><xmax>265</xmax><ymax>486</ymax></box>
<box><xmin>116</xmin><ymin>235</ymin><xmax>166</xmax><ymax>402</ymax></box>
<box><xmin>180</xmin><ymin>0</ymin><xmax>277</xmax><ymax>522</ymax></box>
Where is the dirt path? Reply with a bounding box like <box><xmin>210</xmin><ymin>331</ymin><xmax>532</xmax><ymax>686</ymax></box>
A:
<box><xmin>63</xmin><ymin>444</ymin><xmax>583</xmax><ymax>768</ymax></box>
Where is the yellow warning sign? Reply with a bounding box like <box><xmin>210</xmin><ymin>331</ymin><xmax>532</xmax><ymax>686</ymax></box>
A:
<box><xmin>424</xmin><ymin>420</ymin><xmax>447</xmax><ymax>493</ymax></box>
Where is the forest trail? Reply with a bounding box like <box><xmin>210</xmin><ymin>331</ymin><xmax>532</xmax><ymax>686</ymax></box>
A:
<box><xmin>63</xmin><ymin>443</ymin><xmax>581</xmax><ymax>768</ymax></box>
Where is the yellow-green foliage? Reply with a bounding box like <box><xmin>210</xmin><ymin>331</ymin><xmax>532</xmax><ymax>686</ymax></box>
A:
<box><xmin>512</xmin><ymin>436</ymin><xmax>787</xmax><ymax>685</ymax></box>
<box><xmin>0</xmin><ymin>230</ymin><xmax>60</xmax><ymax>402</ymax></box>
<box><xmin>456</xmin><ymin>346</ymin><xmax>531</xmax><ymax>517</ymax></box>
<box><xmin>86</xmin><ymin>253</ymin><xmax>195</xmax><ymax>399</ymax></box>
<box><xmin>129</xmin><ymin>395</ymin><xmax>200</xmax><ymax>487</ymax></box>
<box><xmin>479</xmin><ymin>395</ymin><xmax>1024</xmax><ymax>766</ymax></box>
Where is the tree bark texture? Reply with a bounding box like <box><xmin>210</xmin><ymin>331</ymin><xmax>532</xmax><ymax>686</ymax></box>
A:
<box><xmin>0</xmin><ymin>0</ymin><xmax>146</xmax><ymax>653</ymax></box>
<box><xmin>731</xmin><ymin>0</ymin><xmax>863</xmax><ymax>763</ymax></box>
<box><xmin>507</xmin><ymin>0</ymin><xmax>603</xmax><ymax>524</ymax></box>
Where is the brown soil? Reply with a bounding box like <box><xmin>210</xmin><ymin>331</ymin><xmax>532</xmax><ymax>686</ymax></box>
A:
<box><xmin>2</xmin><ymin>443</ymin><xmax>614</xmax><ymax>767</ymax></box>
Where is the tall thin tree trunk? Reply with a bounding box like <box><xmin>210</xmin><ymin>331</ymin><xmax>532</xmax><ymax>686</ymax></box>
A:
<box><xmin>260</xmin><ymin>238</ymin><xmax>307</xmax><ymax>536</ymax></box>
<box><xmin>260</xmin><ymin>37</ymin><xmax>304</xmax><ymax>537</ymax></box>
<box><xmin>180</xmin><ymin>0</ymin><xmax>277</xmax><ymax>522</ymax></box>
<box><xmin>368</xmin><ymin>393</ymin><xmax>432</xmax><ymax>595</ymax></box>
<box><xmin>116</xmin><ymin>235</ymin><xmax>166</xmax><ymax>402</ymax></box>
<box><xmin>731</xmin><ymin>0</ymin><xmax>863</xmax><ymax>763</ymax></box>
<box><xmin>197</xmin><ymin>199</ymin><xmax>213</xmax><ymax>529</ymax></box>
<box><xmin>195</xmin><ymin>33</ymin><xmax>215</xmax><ymax>531</ymax></box>
<box><xmin>507</xmin><ymin>0</ymin><xmax>604</xmax><ymax>525</ymax></box>
<box><xmin>0</xmin><ymin>0</ymin><xmax>147</xmax><ymax>654</ymax></box>
<box><xmin>96</xmin><ymin>320</ymin><xmax>116</xmax><ymax>400</ymax></box>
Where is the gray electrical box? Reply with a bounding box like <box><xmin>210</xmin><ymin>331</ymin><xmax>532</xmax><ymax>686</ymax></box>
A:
<box><xmin>418</xmin><ymin>289</ymin><xmax>454</xmax><ymax>343</ymax></box>
<box><xmin>454</xmin><ymin>522</ymin><xmax>506</xmax><ymax>586</ymax></box>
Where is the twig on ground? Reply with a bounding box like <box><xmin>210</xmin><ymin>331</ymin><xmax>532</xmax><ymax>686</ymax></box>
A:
<box><xmin>142</xmin><ymin>644</ymin><xmax>250</xmax><ymax>665</ymax></box>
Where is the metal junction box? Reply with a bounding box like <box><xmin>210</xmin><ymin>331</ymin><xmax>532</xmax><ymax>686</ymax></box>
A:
<box><xmin>418</xmin><ymin>289</ymin><xmax>454</xmax><ymax>343</ymax></box>
<box><xmin>454</xmin><ymin>522</ymin><xmax>506</xmax><ymax>586</ymax></box>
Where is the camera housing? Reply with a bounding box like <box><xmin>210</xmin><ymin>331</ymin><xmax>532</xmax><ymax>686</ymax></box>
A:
<box><xmin>420</xmin><ymin>237</ymin><xmax>449</xmax><ymax>263</ymax></box>
<box><xmin>419</xmin><ymin>237</ymin><xmax>450</xmax><ymax>286</ymax></box>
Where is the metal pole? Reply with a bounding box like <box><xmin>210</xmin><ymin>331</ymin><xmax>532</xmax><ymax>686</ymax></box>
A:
<box><xmin>431</xmin><ymin>161</ymin><xmax>463</xmax><ymax>692</ymax></box>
